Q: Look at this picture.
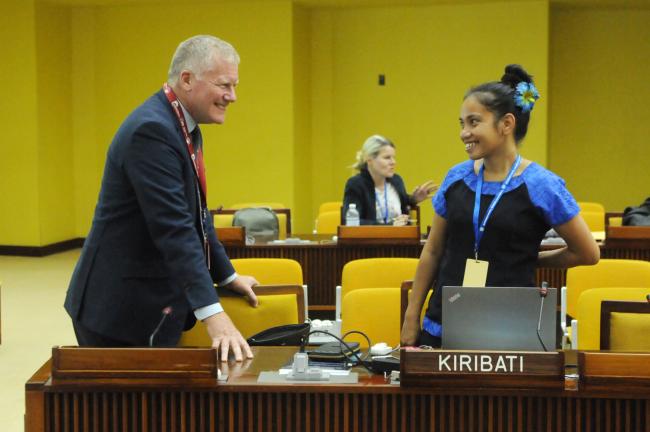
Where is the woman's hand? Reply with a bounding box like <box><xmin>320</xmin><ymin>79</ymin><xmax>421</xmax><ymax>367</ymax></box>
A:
<box><xmin>411</xmin><ymin>180</ymin><xmax>439</xmax><ymax>204</ymax></box>
<box><xmin>392</xmin><ymin>214</ymin><xmax>410</xmax><ymax>226</ymax></box>
<box><xmin>400</xmin><ymin>316</ymin><xmax>421</xmax><ymax>346</ymax></box>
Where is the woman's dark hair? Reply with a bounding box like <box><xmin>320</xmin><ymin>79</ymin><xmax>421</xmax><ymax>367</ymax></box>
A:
<box><xmin>464</xmin><ymin>64</ymin><xmax>535</xmax><ymax>144</ymax></box>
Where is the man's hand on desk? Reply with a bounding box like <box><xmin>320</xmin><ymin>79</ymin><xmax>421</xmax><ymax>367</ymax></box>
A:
<box><xmin>226</xmin><ymin>275</ymin><xmax>259</xmax><ymax>307</ymax></box>
<box><xmin>203</xmin><ymin>312</ymin><xmax>253</xmax><ymax>362</ymax></box>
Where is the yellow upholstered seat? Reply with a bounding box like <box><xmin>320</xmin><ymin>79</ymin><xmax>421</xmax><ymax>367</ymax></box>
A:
<box><xmin>315</xmin><ymin>210</ymin><xmax>340</xmax><ymax>235</ymax></box>
<box><xmin>580</xmin><ymin>210</ymin><xmax>605</xmax><ymax>232</ymax></box>
<box><xmin>577</xmin><ymin>201</ymin><xmax>605</xmax><ymax>212</ymax></box>
<box><xmin>230</xmin><ymin>202</ymin><xmax>286</xmax><ymax>209</ymax></box>
<box><xmin>178</xmin><ymin>259</ymin><xmax>305</xmax><ymax>347</ymax></box>
<box><xmin>318</xmin><ymin>201</ymin><xmax>342</xmax><ymax>215</ymax></box>
<box><xmin>336</xmin><ymin>258</ymin><xmax>418</xmax><ymax>321</ymax></box>
<box><xmin>565</xmin><ymin>259</ymin><xmax>650</xmax><ymax>320</ymax></box>
<box><xmin>230</xmin><ymin>258</ymin><xmax>303</xmax><ymax>285</ymax></box>
<box><xmin>608</xmin><ymin>310</ymin><xmax>650</xmax><ymax>351</ymax></box>
<box><xmin>341</xmin><ymin>287</ymin><xmax>401</xmax><ymax>348</ymax></box>
<box><xmin>212</xmin><ymin>212</ymin><xmax>289</xmax><ymax>239</ymax></box>
<box><xmin>574</xmin><ymin>287</ymin><xmax>650</xmax><ymax>350</ymax></box>
<box><xmin>178</xmin><ymin>285</ymin><xmax>305</xmax><ymax>346</ymax></box>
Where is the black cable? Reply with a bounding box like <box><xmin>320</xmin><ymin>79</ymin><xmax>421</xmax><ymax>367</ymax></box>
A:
<box><xmin>304</xmin><ymin>330</ymin><xmax>375</xmax><ymax>373</ymax></box>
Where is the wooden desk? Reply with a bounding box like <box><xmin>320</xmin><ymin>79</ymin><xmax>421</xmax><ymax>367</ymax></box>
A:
<box><xmin>224</xmin><ymin>236</ymin><xmax>650</xmax><ymax>311</ymax></box>
<box><xmin>26</xmin><ymin>347</ymin><xmax>650</xmax><ymax>432</ymax></box>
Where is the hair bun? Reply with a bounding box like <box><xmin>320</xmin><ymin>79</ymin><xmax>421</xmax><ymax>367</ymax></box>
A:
<box><xmin>501</xmin><ymin>64</ymin><xmax>533</xmax><ymax>89</ymax></box>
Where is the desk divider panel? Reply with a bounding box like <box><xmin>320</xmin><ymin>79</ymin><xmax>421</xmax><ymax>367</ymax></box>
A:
<box><xmin>51</xmin><ymin>346</ymin><xmax>219</xmax><ymax>383</ymax></box>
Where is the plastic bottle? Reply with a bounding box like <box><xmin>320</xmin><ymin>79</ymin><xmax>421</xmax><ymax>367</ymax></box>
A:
<box><xmin>345</xmin><ymin>203</ymin><xmax>360</xmax><ymax>226</ymax></box>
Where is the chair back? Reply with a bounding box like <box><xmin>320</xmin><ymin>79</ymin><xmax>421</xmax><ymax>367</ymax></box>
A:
<box><xmin>566</xmin><ymin>259</ymin><xmax>650</xmax><ymax>319</ymax></box>
<box><xmin>178</xmin><ymin>285</ymin><xmax>305</xmax><ymax>346</ymax></box>
<box><xmin>230</xmin><ymin>202</ymin><xmax>286</xmax><ymax>209</ymax></box>
<box><xmin>600</xmin><ymin>299</ymin><xmax>650</xmax><ymax>350</ymax></box>
<box><xmin>318</xmin><ymin>201</ymin><xmax>342</xmax><ymax>215</ymax></box>
<box><xmin>212</xmin><ymin>209</ymin><xmax>290</xmax><ymax>239</ymax></box>
<box><xmin>315</xmin><ymin>210</ymin><xmax>340</xmax><ymax>235</ymax></box>
<box><xmin>230</xmin><ymin>258</ymin><xmax>303</xmax><ymax>285</ymax></box>
<box><xmin>341</xmin><ymin>287</ymin><xmax>401</xmax><ymax>347</ymax></box>
<box><xmin>580</xmin><ymin>210</ymin><xmax>605</xmax><ymax>232</ymax></box>
<box><xmin>578</xmin><ymin>202</ymin><xmax>605</xmax><ymax>212</ymax></box>
<box><xmin>341</xmin><ymin>258</ymin><xmax>418</xmax><ymax>300</ymax></box>
<box><xmin>576</xmin><ymin>287</ymin><xmax>650</xmax><ymax>350</ymax></box>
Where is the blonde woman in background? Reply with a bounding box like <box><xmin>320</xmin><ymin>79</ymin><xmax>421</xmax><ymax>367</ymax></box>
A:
<box><xmin>342</xmin><ymin>135</ymin><xmax>437</xmax><ymax>225</ymax></box>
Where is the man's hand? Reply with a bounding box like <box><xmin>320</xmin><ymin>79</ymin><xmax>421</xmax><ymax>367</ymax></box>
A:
<box><xmin>203</xmin><ymin>311</ymin><xmax>253</xmax><ymax>361</ymax></box>
<box><xmin>226</xmin><ymin>275</ymin><xmax>259</xmax><ymax>307</ymax></box>
<box><xmin>411</xmin><ymin>180</ymin><xmax>439</xmax><ymax>204</ymax></box>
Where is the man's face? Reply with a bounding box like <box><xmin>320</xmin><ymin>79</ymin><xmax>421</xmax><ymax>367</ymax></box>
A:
<box><xmin>182</xmin><ymin>57</ymin><xmax>238</xmax><ymax>124</ymax></box>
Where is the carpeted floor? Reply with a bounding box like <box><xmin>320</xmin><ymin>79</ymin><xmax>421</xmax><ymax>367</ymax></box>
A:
<box><xmin>0</xmin><ymin>250</ymin><xmax>79</xmax><ymax>432</ymax></box>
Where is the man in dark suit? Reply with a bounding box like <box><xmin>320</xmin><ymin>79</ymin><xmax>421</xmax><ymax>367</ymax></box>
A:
<box><xmin>65</xmin><ymin>35</ymin><xmax>258</xmax><ymax>361</ymax></box>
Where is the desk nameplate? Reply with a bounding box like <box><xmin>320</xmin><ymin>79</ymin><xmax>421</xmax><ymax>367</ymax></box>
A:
<box><xmin>400</xmin><ymin>348</ymin><xmax>565</xmax><ymax>389</ymax></box>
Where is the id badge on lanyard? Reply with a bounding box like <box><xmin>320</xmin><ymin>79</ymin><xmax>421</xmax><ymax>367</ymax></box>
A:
<box><xmin>462</xmin><ymin>155</ymin><xmax>521</xmax><ymax>287</ymax></box>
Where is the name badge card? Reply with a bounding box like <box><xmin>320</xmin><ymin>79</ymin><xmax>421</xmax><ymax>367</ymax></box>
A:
<box><xmin>462</xmin><ymin>259</ymin><xmax>488</xmax><ymax>287</ymax></box>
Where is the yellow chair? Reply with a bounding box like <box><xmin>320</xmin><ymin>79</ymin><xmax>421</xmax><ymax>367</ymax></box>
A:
<box><xmin>318</xmin><ymin>201</ymin><xmax>342</xmax><ymax>215</ymax></box>
<box><xmin>600</xmin><ymin>299</ymin><xmax>650</xmax><ymax>351</ymax></box>
<box><xmin>315</xmin><ymin>210</ymin><xmax>340</xmax><ymax>235</ymax></box>
<box><xmin>178</xmin><ymin>285</ymin><xmax>305</xmax><ymax>346</ymax></box>
<box><xmin>231</xmin><ymin>258</ymin><xmax>306</xmax><ymax>317</ymax></box>
<box><xmin>179</xmin><ymin>258</ymin><xmax>306</xmax><ymax>346</ymax></box>
<box><xmin>561</xmin><ymin>259</ymin><xmax>650</xmax><ymax>346</ymax></box>
<box><xmin>341</xmin><ymin>288</ymin><xmax>401</xmax><ymax>348</ymax></box>
<box><xmin>573</xmin><ymin>287</ymin><xmax>650</xmax><ymax>350</ymax></box>
<box><xmin>230</xmin><ymin>202</ymin><xmax>286</xmax><ymax>209</ymax></box>
<box><xmin>336</xmin><ymin>258</ymin><xmax>418</xmax><ymax>321</ymax></box>
<box><xmin>211</xmin><ymin>210</ymin><xmax>289</xmax><ymax>239</ymax></box>
<box><xmin>578</xmin><ymin>202</ymin><xmax>605</xmax><ymax>212</ymax></box>
<box><xmin>580</xmin><ymin>210</ymin><xmax>605</xmax><ymax>232</ymax></box>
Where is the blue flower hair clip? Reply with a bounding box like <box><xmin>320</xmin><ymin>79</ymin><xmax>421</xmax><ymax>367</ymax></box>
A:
<box><xmin>514</xmin><ymin>82</ymin><xmax>540</xmax><ymax>113</ymax></box>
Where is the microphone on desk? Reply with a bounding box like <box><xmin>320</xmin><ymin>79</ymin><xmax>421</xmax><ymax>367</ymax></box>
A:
<box><xmin>149</xmin><ymin>306</ymin><xmax>173</xmax><ymax>347</ymax></box>
<box><xmin>536</xmin><ymin>282</ymin><xmax>549</xmax><ymax>352</ymax></box>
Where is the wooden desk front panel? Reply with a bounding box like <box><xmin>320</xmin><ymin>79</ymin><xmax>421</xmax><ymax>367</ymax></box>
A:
<box><xmin>38</xmin><ymin>390</ymin><xmax>649</xmax><ymax>432</ymax></box>
<box><xmin>27</xmin><ymin>347</ymin><xmax>650</xmax><ymax>432</ymax></box>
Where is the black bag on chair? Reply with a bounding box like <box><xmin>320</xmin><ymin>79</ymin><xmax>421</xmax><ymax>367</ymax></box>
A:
<box><xmin>246</xmin><ymin>322</ymin><xmax>311</xmax><ymax>346</ymax></box>
<box><xmin>623</xmin><ymin>197</ymin><xmax>650</xmax><ymax>226</ymax></box>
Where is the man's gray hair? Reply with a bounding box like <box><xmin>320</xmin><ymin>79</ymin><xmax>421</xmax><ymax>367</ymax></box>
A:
<box><xmin>167</xmin><ymin>35</ymin><xmax>240</xmax><ymax>85</ymax></box>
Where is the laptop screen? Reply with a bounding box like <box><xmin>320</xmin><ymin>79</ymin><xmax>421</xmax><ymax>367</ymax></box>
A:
<box><xmin>441</xmin><ymin>286</ymin><xmax>557</xmax><ymax>351</ymax></box>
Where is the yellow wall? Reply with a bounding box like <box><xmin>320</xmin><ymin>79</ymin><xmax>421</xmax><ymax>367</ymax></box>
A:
<box><xmin>292</xmin><ymin>5</ymin><xmax>314</xmax><ymax>232</ymax></box>
<box><xmin>310</xmin><ymin>1</ymin><xmax>549</xmax><ymax>229</ymax></box>
<box><xmin>549</xmin><ymin>6</ymin><xmax>650</xmax><ymax>212</ymax></box>
<box><xmin>3</xmin><ymin>1</ymin><xmax>648</xmax><ymax>247</ymax></box>
<box><xmin>69</xmin><ymin>0</ymin><xmax>297</xmax><ymax>237</ymax></box>
<box><xmin>36</xmin><ymin>2</ymin><xmax>76</xmax><ymax>244</ymax></box>
<box><xmin>0</xmin><ymin>2</ymin><xmax>41</xmax><ymax>246</ymax></box>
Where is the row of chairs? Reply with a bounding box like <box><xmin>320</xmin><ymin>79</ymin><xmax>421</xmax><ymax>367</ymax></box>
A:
<box><xmin>178</xmin><ymin>256</ymin><xmax>650</xmax><ymax>351</ymax></box>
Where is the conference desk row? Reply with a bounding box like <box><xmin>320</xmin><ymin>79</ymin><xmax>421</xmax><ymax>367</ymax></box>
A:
<box><xmin>25</xmin><ymin>347</ymin><xmax>650</xmax><ymax>432</ymax></box>
<box><xmin>221</xmin><ymin>232</ymin><xmax>650</xmax><ymax>311</ymax></box>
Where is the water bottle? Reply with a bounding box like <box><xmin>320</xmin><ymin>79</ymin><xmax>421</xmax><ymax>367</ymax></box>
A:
<box><xmin>345</xmin><ymin>203</ymin><xmax>360</xmax><ymax>226</ymax></box>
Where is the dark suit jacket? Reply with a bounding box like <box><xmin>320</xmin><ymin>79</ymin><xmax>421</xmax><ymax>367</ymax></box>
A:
<box><xmin>64</xmin><ymin>90</ymin><xmax>234</xmax><ymax>346</ymax></box>
<box><xmin>342</xmin><ymin>169</ymin><xmax>415</xmax><ymax>225</ymax></box>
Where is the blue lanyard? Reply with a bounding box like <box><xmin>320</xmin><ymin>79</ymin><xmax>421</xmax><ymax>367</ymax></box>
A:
<box><xmin>473</xmin><ymin>155</ymin><xmax>522</xmax><ymax>258</ymax></box>
<box><xmin>375</xmin><ymin>182</ymin><xmax>389</xmax><ymax>224</ymax></box>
